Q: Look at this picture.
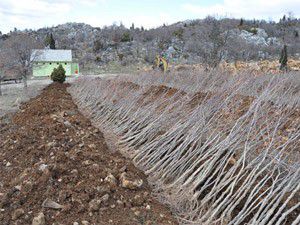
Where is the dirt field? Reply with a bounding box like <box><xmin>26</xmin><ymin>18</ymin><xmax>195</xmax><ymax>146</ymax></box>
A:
<box><xmin>0</xmin><ymin>83</ymin><xmax>178</xmax><ymax>225</ymax></box>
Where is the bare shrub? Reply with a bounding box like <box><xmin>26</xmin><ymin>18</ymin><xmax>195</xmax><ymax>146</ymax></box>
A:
<box><xmin>69</xmin><ymin>70</ymin><xmax>300</xmax><ymax>224</ymax></box>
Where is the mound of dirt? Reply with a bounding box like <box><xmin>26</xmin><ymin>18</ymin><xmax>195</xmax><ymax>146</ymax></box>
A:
<box><xmin>0</xmin><ymin>83</ymin><xmax>178</xmax><ymax>225</ymax></box>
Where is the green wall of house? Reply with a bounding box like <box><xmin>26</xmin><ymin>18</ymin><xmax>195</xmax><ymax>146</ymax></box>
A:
<box><xmin>33</xmin><ymin>62</ymin><xmax>79</xmax><ymax>77</ymax></box>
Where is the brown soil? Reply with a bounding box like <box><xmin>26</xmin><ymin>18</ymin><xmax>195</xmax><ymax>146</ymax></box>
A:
<box><xmin>0</xmin><ymin>83</ymin><xmax>178</xmax><ymax>225</ymax></box>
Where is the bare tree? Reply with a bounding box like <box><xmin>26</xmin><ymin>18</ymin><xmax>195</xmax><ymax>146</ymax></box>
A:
<box><xmin>0</xmin><ymin>69</ymin><xmax>3</xmax><ymax>96</ymax></box>
<box><xmin>0</xmin><ymin>34</ymin><xmax>42</xmax><ymax>88</ymax></box>
<box><xmin>203</xmin><ymin>17</ymin><xmax>229</xmax><ymax>70</ymax></box>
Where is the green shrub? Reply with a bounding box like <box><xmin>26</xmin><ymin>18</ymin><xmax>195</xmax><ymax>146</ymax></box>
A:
<box><xmin>121</xmin><ymin>32</ymin><xmax>131</xmax><ymax>42</ymax></box>
<box><xmin>245</xmin><ymin>27</ymin><xmax>258</xmax><ymax>35</ymax></box>
<box><xmin>279</xmin><ymin>45</ymin><xmax>288</xmax><ymax>71</ymax></box>
<box><xmin>173</xmin><ymin>28</ymin><xmax>184</xmax><ymax>39</ymax></box>
<box><xmin>117</xmin><ymin>53</ymin><xmax>124</xmax><ymax>61</ymax></box>
<box><xmin>51</xmin><ymin>64</ymin><xmax>66</xmax><ymax>83</ymax></box>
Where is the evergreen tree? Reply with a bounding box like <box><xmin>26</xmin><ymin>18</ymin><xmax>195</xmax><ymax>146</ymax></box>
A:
<box><xmin>51</xmin><ymin>64</ymin><xmax>66</xmax><ymax>83</ymax></box>
<box><xmin>45</xmin><ymin>33</ymin><xmax>56</xmax><ymax>49</ymax></box>
<box><xmin>279</xmin><ymin>45</ymin><xmax>288</xmax><ymax>71</ymax></box>
<box><xmin>49</xmin><ymin>33</ymin><xmax>56</xmax><ymax>49</ymax></box>
<box><xmin>130</xmin><ymin>23</ymin><xmax>135</xmax><ymax>30</ymax></box>
<box><xmin>239</xmin><ymin>18</ymin><xmax>244</xmax><ymax>26</ymax></box>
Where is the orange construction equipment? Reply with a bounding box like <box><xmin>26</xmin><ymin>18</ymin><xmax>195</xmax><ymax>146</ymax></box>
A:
<box><xmin>155</xmin><ymin>55</ymin><xmax>168</xmax><ymax>73</ymax></box>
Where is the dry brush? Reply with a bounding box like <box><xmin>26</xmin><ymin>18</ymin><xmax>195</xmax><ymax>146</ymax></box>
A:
<box><xmin>69</xmin><ymin>70</ymin><xmax>300</xmax><ymax>224</ymax></box>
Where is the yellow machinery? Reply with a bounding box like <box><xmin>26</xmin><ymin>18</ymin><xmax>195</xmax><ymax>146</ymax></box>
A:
<box><xmin>155</xmin><ymin>55</ymin><xmax>168</xmax><ymax>73</ymax></box>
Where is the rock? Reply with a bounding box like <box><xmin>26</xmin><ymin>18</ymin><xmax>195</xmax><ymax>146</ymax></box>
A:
<box><xmin>119</xmin><ymin>166</ymin><xmax>127</xmax><ymax>172</ymax></box>
<box><xmin>79</xmin><ymin>143</ymin><xmax>85</xmax><ymax>148</ymax></box>
<box><xmin>119</xmin><ymin>172</ymin><xmax>143</xmax><ymax>190</ymax></box>
<box><xmin>89</xmin><ymin>199</ymin><xmax>101</xmax><ymax>211</ymax></box>
<box><xmin>88</xmin><ymin>144</ymin><xmax>96</xmax><ymax>148</ymax></box>
<box><xmin>14</xmin><ymin>185</ymin><xmax>22</xmax><ymax>191</ymax></box>
<box><xmin>81</xmin><ymin>221</ymin><xmax>90</xmax><ymax>225</ymax></box>
<box><xmin>104</xmin><ymin>173</ymin><xmax>117</xmax><ymax>185</ymax></box>
<box><xmin>12</xmin><ymin>208</ymin><xmax>24</xmax><ymax>220</ymax></box>
<box><xmin>146</xmin><ymin>205</ymin><xmax>151</xmax><ymax>210</ymax></box>
<box><xmin>89</xmin><ymin>193</ymin><xmax>110</xmax><ymax>211</ymax></box>
<box><xmin>132</xmin><ymin>195</ymin><xmax>144</xmax><ymax>206</ymax></box>
<box><xmin>23</xmin><ymin>181</ymin><xmax>33</xmax><ymax>193</ymax></box>
<box><xmin>116</xmin><ymin>200</ymin><xmax>123</xmax><ymax>206</ymax></box>
<box><xmin>101</xmin><ymin>194</ymin><xmax>110</xmax><ymax>202</ymax></box>
<box><xmin>39</xmin><ymin>164</ymin><xmax>48</xmax><ymax>172</ymax></box>
<box><xmin>73</xmin><ymin>222</ymin><xmax>79</xmax><ymax>225</ymax></box>
<box><xmin>91</xmin><ymin>164</ymin><xmax>101</xmax><ymax>172</ymax></box>
<box><xmin>58</xmin><ymin>190</ymin><xmax>69</xmax><ymax>201</ymax></box>
<box><xmin>95</xmin><ymin>185</ymin><xmax>111</xmax><ymax>195</ymax></box>
<box><xmin>32</xmin><ymin>212</ymin><xmax>45</xmax><ymax>225</ymax></box>
<box><xmin>6</xmin><ymin>162</ymin><xmax>11</xmax><ymax>167</ymax></box>
<box><xmin>82</xmin><ymin>160</ymin><xmax>92</xmax><ymax>166</ymax></box>
<box><xmin>134</xmin><ymin>210</ymin><xmax>141</xmax><ymax>216</ymax></box>
<box><xmin>42</xmin><ymin>199</ymin><xmax>64</xmax><ymax>209</ymax></box>
<box><xmin>64</xmin><ymin>120</ymin><xmax>72</xmax><ymax>127</ymax></box>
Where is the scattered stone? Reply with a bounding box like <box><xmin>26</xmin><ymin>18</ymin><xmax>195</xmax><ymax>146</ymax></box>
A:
<box><xmin>91</xmin><ymin>163</ymin><xmax>100</xmax><ymax>172</ymax></box>
<box><xmin>132</xmin><ymin>194</ymin><xmax>144</xmax><ymax>206</ymax></box>
<box><xmin>145</xmin><ymin>205</ymin><xmax>151</xmax><ymax>210</ymax></box>
<box><xmin>119</xmin><ymin>166</ymin><xmax>127</xmax><ymax>172</ymax></box>
<box><xmin>119</xmin><ymin>172</ymin><xmax>143</xmax><ymax>190</ymax></box>
<box><xmin>22</xmin><ymin>181</ymin><xmax>33</xmax><ymax>193</ymax></box>
<box><xmin>95</xmin><ymin>185</ymin><xmax>111</xmax><ymax>195</ymax></box>
<box><xmin>88</xmin><ymin>144</ymin><xmax>96</xmax><ymax>149</ymax></box>
<box><xmin>145</xmin><ymin>220</ymin><xmax>152</xmax><ymax>225</ymax></box>
<box><xmin>64</xmin><ymin>120</ymin><xmax>72</xmax><ymax>127</ymax></box>
<box><xmin>73</xmin><ymin>222</ymin><xmax>79</xmax><ymax>225</ymax></box>
<box><xmin>134</xmin><ymin>210</ymin><xmax>141</xmax><ymax>216</ymax></box>
<box><xmin>117</xmin><ymin>200</ymin><xmax>123</xmax><ymax>206</ymax></box>
<box><xmin>6</xmin><ymin>162</ymin><xmax>11</xmax><ymax>167</ymax></box>
<box><xmin>81</xmin><ymin>221</ymin><xmax>90</xmax><ymax>225</ymax></box>
<box><xmin>14</xmin><ymin>185</ymin><xmax>22</xmax><ymax>191</ymax></box>
<box><xmin>39</xmin><ymin>164</ymin><xmax>48</xmax><ymax>172</ymax></box>
<box><xmin>100</xmin><ymin>194</ymin><xmax>110</xmax><ymax>204</ymax></box>
<box><xmin>42</xmin><ymin>199</ymin><xmax>64</xmax><ymax>209</ymax></box>
<box><xmin>89</xmin><ymin>199</ymin><xmax>101</xmax><ymax>211</ymax></box>
<box><xmin>79</xmin><ymin>143</ymin><xmax>85</xmax><ymax>148</ymax></box>
<box><xmin>12</xmin><ymin>208</ymin><xmax>24</xmax><ymax>220</ymax></box>
<box><xmin>105</xmin><ymin>173</ymin><xmax>117</xmax><ymax>185</ymax></box>
<box><xmin>32</xmin><ymin>212</ymin><xmax>45</xmax><ymax>225</ymax></box>
<box><xmin>82</xmin><ymin>160</ymin><xmax>92</xmax><ymax>166</ymax></box>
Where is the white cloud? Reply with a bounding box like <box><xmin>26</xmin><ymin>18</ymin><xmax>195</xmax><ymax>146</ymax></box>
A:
<box><xmin>182</xmin><ymin>0</ymin><xmax>300</xmax><ymax>21</ymax></box>
<box><xmin>0</xmin><ymin>0</ymin><xmax>108</xmax><ymax>33</ymax></box>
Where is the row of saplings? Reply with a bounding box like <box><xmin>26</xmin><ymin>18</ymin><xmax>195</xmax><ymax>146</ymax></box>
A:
<box><xmin>50</xmin><ymin>65</ymin><xmax>66</xmax><ymax>83</ymax></box>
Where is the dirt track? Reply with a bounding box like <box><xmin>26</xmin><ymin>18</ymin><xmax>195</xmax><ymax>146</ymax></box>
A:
<box><xmin>0</xmin><ymin>83</ymin><xmax>177</xmax><ymax>225</ymax></box>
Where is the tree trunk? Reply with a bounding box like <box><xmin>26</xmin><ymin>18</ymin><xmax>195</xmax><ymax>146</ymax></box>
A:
<box><xmin>22</xmin><ymin>75</ymin><xmax>28</xmax><ymax>89</ymax></box>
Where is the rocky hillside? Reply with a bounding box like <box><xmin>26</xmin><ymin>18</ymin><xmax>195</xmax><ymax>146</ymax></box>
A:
<box><xmin>1</xmin><ymin>17</ymin><xmax>300</xmax><ymax>72</ymax></box>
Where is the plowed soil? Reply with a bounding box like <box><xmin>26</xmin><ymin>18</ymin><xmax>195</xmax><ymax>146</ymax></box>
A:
<box><xmin>0</xmin><ymin>83</ymin><xmax>178</xmax><ymax>225</ymax></box>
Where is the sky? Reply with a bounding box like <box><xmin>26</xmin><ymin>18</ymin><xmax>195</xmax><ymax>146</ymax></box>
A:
<box><xmin>0</xmin><ymin>0</ymin><xmax>299</xmax><ymax>34</ymax></box>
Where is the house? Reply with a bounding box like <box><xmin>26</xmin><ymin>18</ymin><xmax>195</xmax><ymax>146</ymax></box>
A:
<box><xmin>32</xmin><ymin>49</ymin><xmax>79</xmax><ymax>77</ymax></box>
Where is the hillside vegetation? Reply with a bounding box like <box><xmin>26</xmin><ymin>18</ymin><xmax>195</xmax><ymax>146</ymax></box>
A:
<box><xmin>1</xmin><ymin>16</ymin><xmax>299</xmax><ymax>73</ymax></box>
